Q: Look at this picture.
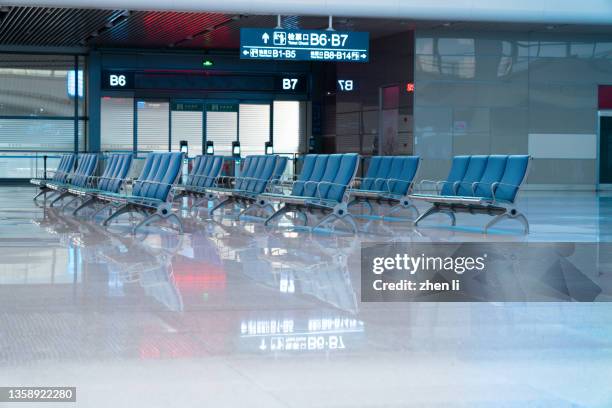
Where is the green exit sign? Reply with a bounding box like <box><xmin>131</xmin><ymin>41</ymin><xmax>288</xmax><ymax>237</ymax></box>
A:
<box><xmin>202</xmin><ymin>59</ymin><xmax>214</xmax><ymax>67</ymax></box>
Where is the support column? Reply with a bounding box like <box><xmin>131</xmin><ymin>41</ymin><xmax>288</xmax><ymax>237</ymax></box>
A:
<box><xmin>87</xmin><ymin>51</ymin><xmax>102</xmax><ymax>153</ymax></box>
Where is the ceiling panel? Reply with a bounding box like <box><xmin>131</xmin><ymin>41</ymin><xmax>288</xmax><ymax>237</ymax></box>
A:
<box><xmin>1</xmin><ymin>6</ymin><xmax>612</xmax><ymax>50</ymax></box>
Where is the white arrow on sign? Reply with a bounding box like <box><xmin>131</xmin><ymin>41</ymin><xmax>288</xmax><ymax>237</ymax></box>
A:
<box><xmin>262</xmin><ymin>32</ymin><xmax>270</xmax><ymax>44</ymax></box>
<box><xmin>243</xmin><ymin>50</ymin><xmax>249</xmax><ymax>55</ymax></box>
<box><xmin>361</xmin><ymin>54</ymin><xmax>367</xmax><ymax>58</ymax></box>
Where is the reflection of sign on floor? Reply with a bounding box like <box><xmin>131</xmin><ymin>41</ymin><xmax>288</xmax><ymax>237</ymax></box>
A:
<box><xmin>240</xmin><ymin>317</ymin><xmax>365</xmax><ymax>352</ymax></box>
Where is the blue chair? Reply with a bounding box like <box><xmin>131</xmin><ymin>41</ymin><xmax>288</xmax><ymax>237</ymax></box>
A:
<box><xmin>174</xmin><ymin>155</ymin><xmax>225</xmax><ymax>211</ymax></box>
<box><xmin>206</xmin><ymin>155</ymin><xmax>287</xmax><ymax>217</ymax></box>
<box><xmin>96</xmin><ymin>152</ymin><xmax>184</xmax><ymax>234</ymax></box>
<box><xmin>260</xmin><ymin>154</ymin><xmax>360</xmax><ymax>233</ymax></box>
<box><xmin>31</xmin><ymin>153</ymin><xmax>76</xmax><ymax>201</ymax></box>
<box><xmin>45</xmin><ymin>154</ymin><xmax>99</xmax><ymax>207</ymax></box>
<box><xmin>348</xmin><ymin>155</ymin><xmax>421</xmax><ymax>219</ymax></box>
<box><xmin>68</xmin><ymin>153</ymin><xmax>133</xmax><ymax>216</ymax></box>
<box><xmin>411</xmin><ymin>155</ymin><xmax>531</xmax><ymax>233</ymax></box>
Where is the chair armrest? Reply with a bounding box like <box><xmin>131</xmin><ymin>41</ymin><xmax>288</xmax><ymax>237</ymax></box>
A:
<box><xmin>305</xmin><ymin>180</ymin><xmax>349</xmax><ymax>201</ymax></box>
<box><xmin>418</xmin><ymin>179</ymin><xmax>451</xmax><ymax>194</ymax></box>
<box><xmin>490</xmin><ymin>181</ymin><xmax>520</xmax><ymax>202</ymax></box>
<box><xmin>384</xmin><ymin>178</ymin><xmax>413</xmax><ymax>195</ymax></box>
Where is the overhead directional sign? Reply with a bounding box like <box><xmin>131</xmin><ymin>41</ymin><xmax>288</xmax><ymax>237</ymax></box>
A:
<box><xmin>240</xmin><ymin>28</ymin><xmax>369</xmax><ymax>62</ymax></box>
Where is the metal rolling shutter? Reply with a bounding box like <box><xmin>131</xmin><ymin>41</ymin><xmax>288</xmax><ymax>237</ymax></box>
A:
<box><xmin>171</xmin><ymin>110</ymin><xmax>203</xmax><ymax>154</ymax></box>
<box><xmin>206</xmin><ymin>111</ymin><xmax>237</xmax><ymax>156</ymax></box>
<box><xmin>137</xmin><ymin>100</ymin><xmax>169</xmax><ymax>152</ymax></box>
<box><xmin>101</xmin><ymin>97</ymin><xmax>134</xmax><ymax>151</ymax></box>
<box><xmin>239</xmin><ymin>104</ymin><xmax>270</xmax><ymax>156</ymax></box>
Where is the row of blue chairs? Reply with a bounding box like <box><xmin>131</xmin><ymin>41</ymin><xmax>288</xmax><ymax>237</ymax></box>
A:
<box><xmin>31</xmin><ymin>152</ymin><xmax>531</xmax><ymax>234</ymax></box>
<box><xmin>31</xmin><ymin>152</ymin><xmax>183</xmax><ymax>233</ymax></box>
<box><xmin>411</xmin><ymin>155</ymin><xmax>531</xmax><ymax>233</ymax></box>
<box><xmin>31</xmin><ymin>153</ymin><xmax>76</xmax><ymax>200</ymax></box>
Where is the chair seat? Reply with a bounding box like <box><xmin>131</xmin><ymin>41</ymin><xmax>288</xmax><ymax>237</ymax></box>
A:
<box><xmin>68</xmin><ymin>187</ymin><xmax>104</xmax><ymax>196</ymax></box>
<box><xmin>410</xmin><ymin>193</ymin><xmax>491</xmax><ymax>205</ymax></box>
<box><xmin>207</xmin><ymin>186</ymin><xmax>250</xmax><ymax>196</ymax></box>
<box><xmin>30</xmin><ymin>178</ymin><xmax>47</xmax><ymax>187</ymax></box>
<box><xmin>46</xmin><ymin>182</ymin><xmax>70</xmax><ymax>191</ymax></box>
<box><xmin>351</xmin><ymin>189</ymin><xmax>403</xmax><ymax>201</ymax></box>
<box><xmin>98</xmin><ymin>191</ymin><xmax>163</xmax><ymax>206</ymax></box>
<box><xmin>262</xmin><ymin>192</ymin><xmax>338</xmax><ymax>208</ymax></box>
<box><xmin>178</xmin><ymin>185</ymin><xmax>211</xmax><ymax>195</ymax></box>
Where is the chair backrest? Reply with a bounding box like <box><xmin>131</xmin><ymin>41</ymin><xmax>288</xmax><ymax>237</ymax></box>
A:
<box><xmin>316</xmin><ymin>154</ymin><xmax>343</xmax><ymax>198</ymax></box>
<box><xmin>363</xmin><ymin>156</ymin><xmax>392</xmax><ymax>190</ymax></box>
<box><xmin>302</xmin><ymin>155</ymin><xmax>329</xmax><ymax>197</ymax></box>
<box><xmin>362</xmin><ymin>156</ymin><xmax>420</xmax><ymax>195</ymax></box>
<box><xmin>494</xmin><ymin>155</ymin><xmax>530</xmax><ymax>203</ymax></box>
<box><xmin>291</xmin><ymin>155</ymin><xmax>318</xmax><ymax>196</ymax></box>
<box><xmin>246</xmin><ymin>155</ymin><xmax>278</xmax><ymax>194</ymax></box>
<box><xmin>186</xmin><ymin>155</ymin><xmax>223</xmax><ymax>188</ymax></box>
<box><xmin>51</xmin><ymin>155</ymin><xmax>67</xmax><ymax>182</ymax></box>
<box><xmin>474</xmin><ymin>155</ymin><xmax>508</xmax><ymax>198</ymax></box>
<box><xmin>132</xmin><ymin>152</ymin><xmax>184</xmax><ymax>201</ymax></box>
<box><xmin>290</xmin><ymin>154</ymin><xmax>358</xmax><ymax>202</ymax></box>
<box><xmin>53</xmin><ymin>154</ymin><xmax>76</xmax><ymax>183</ymax></box>
<box><xmin>456</xmin><ymin>155</ymin><xmax>488</xmax><ymax>196</ymax></box>
<box><xmin>235</xmin><ymin>156</ymin><xmax>255</xmax><ymax>191</ymax></box>
<box><xmin>99</xmin><ymin>154</ymin><xmax>133</xmax><ymax>193</ymax></box>
<box><xmin>440</xmin><ymin>155</ymin><xmax>470</xmax><ymax>195</ymax></box>
<box><xmin>70</xmin><ymin>154</ymin><xmax>99</xmax><ymax>188</ymax></box>
<box><xmin>320</xmin><ymin>154</ymin><xmax>359</xmax><ymax>202</ymax></box>
<box><xmin>272</xmin><ymin>156</ymin><xmax>288</xmax><ymax>182</ymax></box>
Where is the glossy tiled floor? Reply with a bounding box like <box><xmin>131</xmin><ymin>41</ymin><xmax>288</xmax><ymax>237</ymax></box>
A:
<box><xmin>1</xmin><ymin>186</ymin><xmax>612</xmax><ymax>407</ymax></box>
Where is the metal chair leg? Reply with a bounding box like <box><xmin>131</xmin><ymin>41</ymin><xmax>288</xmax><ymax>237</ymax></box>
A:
<box><xmin>72</xmin><ymin>196</ymin><xmax>96</xmax><ymax>216</ymax></box>
<box><xmin>190</xmin><ymin>196</ymin><xmax>209</xmax><ymax>211</ymax></box>
<box><xmin>50</xmin><ymin>191</ymin><xmax>70</xmax><ymax>207</ymax></box>
<box><xmin>91</xmin><ymin>202</ymin><xmax>113</xmax><ymax>219</ymax></box>
<box><xmin>264</xmin><ymin>205</ymin><xmax>291</xmax><ymax>227</ymax></box>
<box><xmin>102</xmin><ymin>204</ymin><xmax>132</xmax><ymax>226</ymax></box>
<box><xmin>312</xmin><ymin>212</ymin><xmax>337</xmax><ymax>231</ymax></box>
<box><xmin>485</xmin><ymin>211</ymin><xmax>529</xmax><ymax>234</ymax></box>
<box><xmin>167</xmin><ymin>213</ymin><xmax>184</xmax><ymax>234</ymax></box>
<box><xmin>339</xmin><ymin>214</ymin><xmax>358</xmax><ymax>233</ymax></box>
<box><xmin>385</xmin><ymin>201</ymin><xmax>418</xmax><ymax>219</ymax></box>
<box><xmin>61</xmin><ymin>196</ymin><xmax>81</xmax><ymax>212</ymax></box>
<box><xmin>515</xmin><ymin>212</ymin><xmax>529</xmax><ymax>234</ymax></box>
<box><xmin>413</xmin><ymin>206</ymin><xmax>438</xmax><ymax>226</ymax></box>
<box><xmin>132</xmin><ymin>213</ymin><xmax>160</xmax><ymax>235</ymax></box>
<box><xmin>209</xmin><ymin>197</ymin><xmax>234</xmax><ymax>216</ymax></box>
<box><xmin>296</xmin><ymin>210</ymin><xmax>309</xmax><ymax>226</ymax></box>
<box><xmin>484</xmin><ymin>213</ymin><xmax>510</xmax><ymax>233</ymax></box>
<box><xmin>347</xmin><ymin>199</ymin><xmax>373</xmax><ymax>216</ymax></box>
<box><xmin>33</xmin><ymin>188</ymin><xmax>50</xmax><ymax>201</ymax></box>
<box><xmin>444</xmin><ymin>211</ymin><xmax>456</xmax><ymax>226</ymax></box>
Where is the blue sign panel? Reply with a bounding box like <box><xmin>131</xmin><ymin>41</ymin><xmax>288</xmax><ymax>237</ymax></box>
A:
<box><xmin>240</xmin><ymin>28</ymin><xmax>369</xmax><ymax>62</ymax></box>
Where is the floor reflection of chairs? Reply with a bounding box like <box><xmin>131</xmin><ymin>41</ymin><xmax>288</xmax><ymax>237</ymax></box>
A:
<box><xmin>250</xmin><ymin>231</ymin><xmax>360</xmax><ymax>314</ymax></box>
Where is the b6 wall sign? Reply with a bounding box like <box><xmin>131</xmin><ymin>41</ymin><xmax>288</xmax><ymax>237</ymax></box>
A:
<box><xmin>240</xmin><ymin>28</ymin><xmax>369</xmax><ymax>62</ymax></box>
<box><xmin>101</xmin><ymin>71</ymin><xmax>134</xmax><ymax>90</ymax></box>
